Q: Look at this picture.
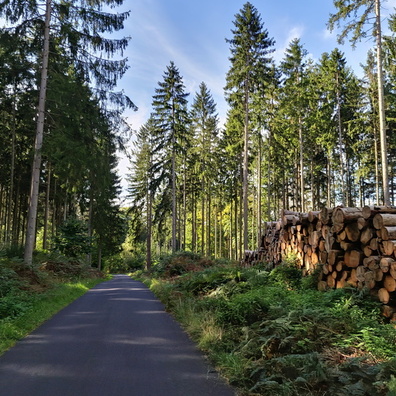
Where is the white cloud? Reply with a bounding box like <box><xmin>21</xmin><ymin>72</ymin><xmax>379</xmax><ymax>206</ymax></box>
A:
<box><xmin>274</xmin><ymin>25</ymin><xmax>305</xmax><ymax>63</ymax></box>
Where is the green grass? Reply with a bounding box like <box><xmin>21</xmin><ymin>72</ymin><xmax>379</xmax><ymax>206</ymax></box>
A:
<box><xmin>0</xmin><ymin>277</ymin><xmax>108</xmax><ymax>355</ymax></box>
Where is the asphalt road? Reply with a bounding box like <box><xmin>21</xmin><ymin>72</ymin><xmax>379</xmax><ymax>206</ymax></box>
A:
<box><xmin>0</xmin><ymin>274</ymin><xmax>237</xmax><ymax>396</ymax></box>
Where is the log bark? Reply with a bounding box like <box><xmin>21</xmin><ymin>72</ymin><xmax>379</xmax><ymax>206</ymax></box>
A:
<box><xmin>332</xmin><ymin>207</ymin><xmax>363</xmax><ymax>224</ymax></box>
<box><xmin>380</xmin><ymin>226</ymin><xmax>396</xmax><ymax>241</ymax></box>
<box><xmin>373</xmin><ymin>213</ymin><xmax>396</xmax><ymax>229</ymax></box>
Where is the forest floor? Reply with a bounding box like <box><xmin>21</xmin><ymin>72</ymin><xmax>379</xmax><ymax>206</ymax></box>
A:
<box><xmin>133</xmin><ymin>252</ymin><xmax>396</xmax><ymax>396</ymax></box>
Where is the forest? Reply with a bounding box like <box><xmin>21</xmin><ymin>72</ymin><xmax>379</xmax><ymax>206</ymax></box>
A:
<box><xmin>0</xmin><ymin>0</ymin><xmax>394</xmax><ymax>270</ymax></box>
<box><xmin>3</xmin><ymin>1</ymin><xmax>396</xmax><ymax>395</ymax></box>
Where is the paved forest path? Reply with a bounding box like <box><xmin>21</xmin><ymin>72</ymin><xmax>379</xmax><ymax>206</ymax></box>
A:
<box><xmin>0</xmin><ymin>274</ymin><xmax>236</xmax><ymax>396</ymax></box>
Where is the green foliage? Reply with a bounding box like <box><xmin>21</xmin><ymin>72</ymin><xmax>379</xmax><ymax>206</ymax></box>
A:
<box><xmin>0</xmin><ymin>277</ymin><xmax>107</xmax><ymax>355</ymax></box>
<box><xmin>270</xmin><ymin>257</ymin><xmax>302</xmax><ymax>289</ymax></box>
<box><xmin>152</xmin><ymin>251</ymin><xmax>212</xmax><ymax>277</ymax></box>
<box><xmin>136</xmin><ymin>258</ymin><xmax>396</xmax><ymax>395</ymax></box>
<box><xmin>53</xmin><ymin>218</ymin><xmax>92</xmax><ymax>258</ymax></box>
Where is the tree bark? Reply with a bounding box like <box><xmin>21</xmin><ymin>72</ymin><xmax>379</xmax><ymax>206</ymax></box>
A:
<box><xmin>375</xmin><ymin>0</ymin><xmax>390</xmax><ymax>206</ymax></box>
<box><xmin>24</xmin><ymin>0</ymin><xmax>51</xmax><ymax>265</ymax></box>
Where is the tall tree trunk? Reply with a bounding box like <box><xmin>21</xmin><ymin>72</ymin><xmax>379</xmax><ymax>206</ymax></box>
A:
<box><xmin>214</xmin><ymin>202</ymin><xmax>218</xmax><ymax>258</ymax></box>
<box><xmin>327</xmin><ymin>152</ymin><xmax>332</xmax><ymax>207</ymax></box>
<box><xmin>24</xmin><ymin>0</ymin><xmax>51</xmax><ymax>265</ymax></box>
<box><xmin>6</xmin><ymin>92</ymin><xmax>16</xmax><ymax>245</ymax></box>
<box><xmin>42</xmin><ymin>164</ymin><xmax>51</xmax><ymax>250</ymax></box>
<box><xmin>182</xmin><ymin>160</ymin><xmax>186</xmax><ymax>250</ymax></box>
<box><xmin>201</xmin><ymin>181</ymin><xmax>205</xmax><ymax>255</ymax></box>
<box><xmin>336</xmin><ymin>73</ymin><xmax>346</xmax><ymax>205</ymax></box>
<box><xmin>171</xmin><ymin>147</ymin><xmax>177</xmax><ymax>252</ymax></box>
<box><xmin>298</xmin><ymin>119</ymin><xmax>304</xmax><ymax>212</ymax></box>
<box><xmin>257</xmin><ymin>133</ymin><xmax>262</xmax><ymax>247</ymax></box>
<box><xmin>243</xmin><ymin>83</ymin><xmax>249</xmax><ymax>252</ymax></box>
<box><xmin>87</xmin><ymin>187</ymin><xmax>93</xmax><ymax>265</ymax></box>
<box><xmin>192</xmin><ymin>192</ymin><xmax>196</xmax><ymax>252</ymax></box>
<box><xmin>374</xmin><ymin>125</ymin><xmax>380</xmax><ymax>205</ymax></box>
<box><xmin>146</xmin><ymin>190</ymin><xmax>152</xmax><ymax>270</ymax></box>
<box><xmin>375</xmin><ymin>0</ymin><xmax>390</xmax><ymax>205</ymax></box>
<box><xmin>207</xmin><ymin>193</ymin><xmax>211</xmax><ymax>256</ymax></box>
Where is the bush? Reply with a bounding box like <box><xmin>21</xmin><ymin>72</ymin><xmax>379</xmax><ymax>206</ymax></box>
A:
<box><xmin>152</xmin><ymin>251</ymin><xmax>213</xmax><ymax>277</ymax></box>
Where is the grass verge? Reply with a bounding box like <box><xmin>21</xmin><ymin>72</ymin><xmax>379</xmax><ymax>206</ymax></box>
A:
<box><xmin>0</xmin><ymin>277</ymin><xmax>108</xmax><ymax>355</ymax></box>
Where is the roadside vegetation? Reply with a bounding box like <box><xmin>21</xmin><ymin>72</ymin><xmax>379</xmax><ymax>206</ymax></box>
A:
<box><xmin>133</xmin><ymin>252</ymin><xmax>396</xmax><ymax>396</ymax></box>
<box><xmin>0</xmin><ymin>247</ymin><xmax>108</xmax><ymax>355</ymax></box>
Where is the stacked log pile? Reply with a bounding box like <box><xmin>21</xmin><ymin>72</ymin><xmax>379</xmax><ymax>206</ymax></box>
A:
<box><xmin>243</xmin><ymin>205</ymin><xmax>396</xmax><ymax>311</ymax></box>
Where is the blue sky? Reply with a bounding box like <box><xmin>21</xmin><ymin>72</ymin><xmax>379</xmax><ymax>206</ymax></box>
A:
<box><xmin>116</xmin><ymin>0</ymin><xmax>396</xmax><ymax>194</ymax></box>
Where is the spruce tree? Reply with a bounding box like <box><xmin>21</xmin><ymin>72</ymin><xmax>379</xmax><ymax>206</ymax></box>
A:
<box><xmin>151</xmin><ymin>62</ymin><xmax>190</xmax><ymax>253</ymax></box>
<box><xmin>225</xmin><ymin>2</ymin><xmax>275</xmax><ymax>253</ymax></box>
<box><xmin>190</xmin><ymin>82</ymin><xmax>219</xmax><ymax>256</ymax></box>
<box><xmin>0</xmin><ymin>0</ymin><xmax>134</xmax><ymax>264</ymax></box>
<box><xmin>328</xmin><ymin>0</ymin><xmax>390</xmax><ymax>204</ymax></box>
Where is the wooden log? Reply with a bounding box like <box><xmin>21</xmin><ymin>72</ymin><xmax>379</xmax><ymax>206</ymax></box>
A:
<box><xmin>336</xmin><ymin>279</ymin><xmax>346</xmax><ymax>289</ymax></box>
<box><xmin>331</xmin><ymin>223</ymin><xmax>344</xmax><ymax>234</ymax></box>
<box><xmin>344</xmin><ymin>249</ymin><xmax>363</xmax><ymax>268</ymax></box>
<box><xmin>327</xmin><ymin>274</ymin><xmax>336</xmax><ymax>288</ymax></box>
<box><xmin>360</xmin><ymin>227</ymin><xmax>373</xmax><ymax>245</ymax></box>
<box><xmin>345</xmin><ymin>222</ymin><xmax>360</xmax><ymax>242</ymax></box>
<box><xmin>320</xmin><ymin>207</ymin><xmax>333</xmax><ymax>225</ymax></box>
<box><xmin>384</xmin><ymin>275</ymin><xmax>396</xmax><ymax>292</ymax></box>
<box><xmin>332</xmin><ymin>207</ymin><xmax>363</xmax><ymax>224</ymax></box>
<box><xmin>320</xmin><ymin>251</ymin><xmax>328</xmax><ymax>264</ymax></box>
<box><xmin>282</xmin><ymin>214</ymin><xmax>300</xmax><ymax>226</ymax></box>
<box><xmin>381</xmin><ymin>240</ymin><xmax>396</xmax><ymax>256</ymax></box>
<box><xmin>308</xmin><ymin>211</ymin><xmax>320</xmax><ymax>223</ymax></box>
<box><xmin>373</xmin><ymin>213</ymin><xmax>396</xmax><ymax>229</ymax></box>
<box><xmin>380</xmin><ymin>226</ymin><xmax>396</xmax><ymax>241</ymax></box>
<box><xmin>380</xmin><ymin>257</ymin><xmax>391</xmax><ymax>273</ymax></box>
<box><xmin>375</xmin><ymin>268</ymin><xmax>384</xmax><ymax>282</ymax></box>
<box><xmin>325</xmin><ymin>234</ymin><xmax>337</xmax><ymax>252</ymax></box>
<box><xmin>356</xmin><ymin>266</ymin><xmax>366</xmax><ymax>282</ymax></box>
<box><xmin>328</xmin><ymin>250</ymin><xmax>343</xmax><ymax>266</ymax></box>
<box><xmin>362</xmin><ymin>205</ymin><xmax>396</xmax><ymax>220</ymax></box>
<box><xmin>369</xmin><ymin>238</ymin><xmax>379</xmax><ymax>251</ymax></box>
<box><xmin>340</xmin><ymin>241</ymin><xmax>353</xmax><ymax>251</ymax></box>
<box><xmin>335</xmin><ymin>261</ymin><xmax>344</xmax><ymax>272</ymax></box>
<box><xmin>378</xmin><ymin>288</ymin><xmax>391</xmax><ymax>304</ymax></box>
<box><xmin>357</xmin><ymin>217</ymin><xmax>367</xmax><ymax>230</ymax></box>
<box><xmin>363</xmin><ymin>245</ymin><xmax>373</xmax><ymax>257</ymax></box>
<box><xmin>363</xmin><ymin>256</ymin><xmax>380</xmax><ymax>270</ymax></box>
<box><xmin>338</xmin><ymin>230</ymin><xmax>347</xmax><ymax>241</ymax></box>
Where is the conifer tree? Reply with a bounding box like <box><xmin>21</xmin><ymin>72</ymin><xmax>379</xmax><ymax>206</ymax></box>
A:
<box><xmin>225</xmin><ymin>2</ymin><xmax>275</xmax><ymax>253</ymax></box>
<box><xmin>190</xmin><ymin>82</ymin><xmax>219</xmax><ymax>256</ymax></box>
<box><xmin>0</xmin><ymin>0</ymin><xmax>134</xmax><ymax>264</ymax></box>
<box><xmin>328</xmin><ymin>0</ymin><xmax>390</xmax><ymax>205</ymax></box>
<box><xmin>151</xmin><ymin>62</ymin><xmax>190</xmax><ymax>253</ymax></box>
